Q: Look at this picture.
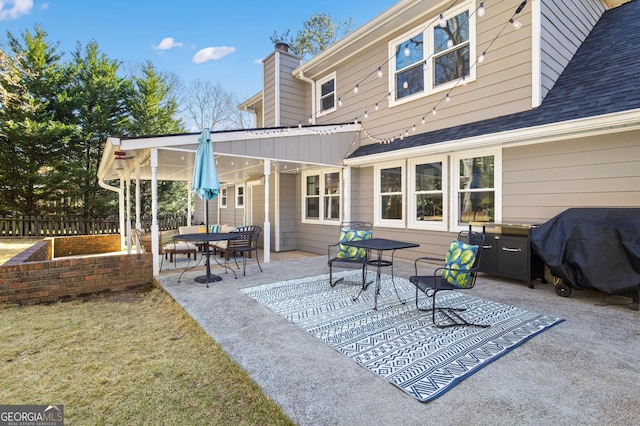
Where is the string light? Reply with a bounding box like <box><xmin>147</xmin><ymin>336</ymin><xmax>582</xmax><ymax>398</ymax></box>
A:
<box><xmin>305</xmin><ymin>0</ymin><xmax>531</xmax><ymax>148</ymax></box>
<box><xmin>338</xmin><ymin>97</ymin><xmax>343</xmax><ymax>107</ymax></box>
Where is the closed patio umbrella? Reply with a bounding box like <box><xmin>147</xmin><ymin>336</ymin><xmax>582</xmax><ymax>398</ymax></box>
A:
<box><xmin>192</xmin><ymin>128</ymin><xmax>220</xmax><ymax>285</ymax></box>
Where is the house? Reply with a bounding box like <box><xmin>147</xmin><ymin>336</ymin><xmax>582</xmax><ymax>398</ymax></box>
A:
<box><xmin>98</xmin><ymin>0</ymin><xmax>640</xmax><ymax>276</ymax></box>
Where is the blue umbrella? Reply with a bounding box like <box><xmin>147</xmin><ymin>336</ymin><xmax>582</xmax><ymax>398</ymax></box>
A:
<box><xmin>192</xmin><ymin>128</ymin><xmax>220</xmax><ymax>285</ymax></box>
<box><xmin>192</xmin><ymin>128</ymin><xmax>219</xmax><ymax>201</ymax></box>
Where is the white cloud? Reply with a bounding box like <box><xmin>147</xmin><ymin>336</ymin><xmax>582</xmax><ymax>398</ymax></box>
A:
<box><xmin>153</xmin><ymin>37</ymin><xmax>184</xmax><ymax>51</ymax></box>
<box><xmin>0</xmin><ymin>0</ymin><xmax>33</xmax><ymax>21</ymax></box>
<box><xmin>192</xmin><ymin>46</ymin><xmax>235</xmax><ymax>64</ymax></box>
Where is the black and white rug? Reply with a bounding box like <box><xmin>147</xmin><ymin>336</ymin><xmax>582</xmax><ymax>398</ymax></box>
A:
<box><xmin>241</xmin><ymin>271</ymin><xmax>564</xmax><ymax>402</ymax></box>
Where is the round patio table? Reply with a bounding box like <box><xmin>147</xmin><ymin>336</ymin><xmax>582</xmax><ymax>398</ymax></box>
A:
<box><xmin>173</xmin><ymin>233</ymin><xmax>240</xmax><ymax>285</ymax></box>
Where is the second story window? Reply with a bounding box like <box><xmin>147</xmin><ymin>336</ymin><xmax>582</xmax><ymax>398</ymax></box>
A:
<box><xmin>389</xmin><ymin>1</ymin><xmax>475</xmax><ymax>104</ymax></box>
<box><xmin>317</xmin><ymin>73</ymin><xmax>337</xmax><ymax>114</ymax></box>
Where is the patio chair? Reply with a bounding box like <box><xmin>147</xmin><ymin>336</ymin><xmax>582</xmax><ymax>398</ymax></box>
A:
<box><xmin>409</xmin><ymin>231</ymin><xmax>488</xmax><ymax>328</ymax></box>
<box><xmin>218</xmin><ymin>225</ymin><xmax>263</xmax><ymax>276</ymax></box>
<box><xmin>327</xmin><ymin>221</ymin><xmax>373</xmax><ymax>288</ymax></box>
<box><xmin>135</xmin><ymin>228</ymin><xmax>164</xmax><ymax>270</ymax></box>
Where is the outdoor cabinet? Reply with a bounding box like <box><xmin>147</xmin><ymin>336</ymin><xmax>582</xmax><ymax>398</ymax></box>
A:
<box><xmin>469</xmin><ymin>223</ymin><xmax>546</xmax><ymax>288</ymax></box>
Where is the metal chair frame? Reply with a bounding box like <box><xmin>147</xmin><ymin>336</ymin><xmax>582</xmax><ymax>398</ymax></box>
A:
<box><xmin>409</xmin><ymin>231</ymin><xmax>488</xmax><ymax>328</ymax></box>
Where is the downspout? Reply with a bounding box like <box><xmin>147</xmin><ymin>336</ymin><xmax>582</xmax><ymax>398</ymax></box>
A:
<box><xmin>297</xmin><ymin>70</ymin><xmax>316</xmax><ymax>125</ymax></box>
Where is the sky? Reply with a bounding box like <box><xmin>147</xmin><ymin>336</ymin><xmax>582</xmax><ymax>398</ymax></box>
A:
<box><xmin>1</xmin><ymin>0</ymin><xmax>399</xmax><ymax>102</ymax></box>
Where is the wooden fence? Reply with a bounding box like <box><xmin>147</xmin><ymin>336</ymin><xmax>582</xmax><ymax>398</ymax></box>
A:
<box><xmin>0</xmin><ymin>215</ymin><xmax>187</xmax><ymax>238</ymax></box>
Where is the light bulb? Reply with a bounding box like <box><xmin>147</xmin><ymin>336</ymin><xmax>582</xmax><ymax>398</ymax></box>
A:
<box><xmin>478</xmin><ymin>2</ymin><xmax>485</xmax><ymax>17</ymax></box>
<box><xmin>364</xmin><ymin>111</ymin><xmax>368</xmax><ymax>119</ymax></box>
<box><xmin>388</xmin><ymin>92</ymin><xmax>392</xmax><ymax>101</ymax></box>
<box><xmin>353</xmin><ymin>84</ymin><xmax>359</xmax><ymax>94</ymax></box>
<box><xmin>432</xmin><ymin>107</ymin><xmax>437</xmax><ymax>116</ymax></box>
<box><xmin>478</xmin><ymin>52</ymin><xmax>486</xmax><ymax>63</ymax></box>
<box><xmin>439</xmin><ymin>13</ymin><xmax>446</xmax><ymax>27</ymax></box>
<box><xmin>338</xmin><ymin>97</ymin><xmax>342</xmax><ymax>107</ymax></box>
<box><xmin>375</xmin><ymin>102</ymin><xmax>379</xmax><ymax>111</ymax></box>
<box><xmin>510</xmin><ymin>18</ymin><xmax>522</xmax><ymax>30</ymax></box>
<box><xmin>412</xmin><ymin>124</ymin><xmax>416</xmax><ymax>132</ymax></box>
<box><xmin>462</xmin><ymin>76</ymin><xmax>467</xmax><ymax>86</ymax></box>
<box><xmin>421</xmin><ymin>116</ymin><xmax>426</xmax><ymax>125</ymax></box>
<box><xmin>403</xmin><ymin>81</ymin><xmax>409</xmax><ymax>89</ymax></box>
<box><xmin>404</xmin><ymin>46</ymin><xmax>410</xmax><ymax>57</ymax></box>
<box><xmin>405</xmin><ymin>130</ymin><xmax>409</xmax><ymax>136</ymax></box>
<box><xmin>377</xmin><ymin>67</ymin><xmax>382</xmax><ymax>78</ymax></box>
<box><xmin>446</xmin><ymin>93</ymin><xmax>451</xmax><ymax>102</ymax></box>
<box><xmin>423</xmin><ymin>60</ymin><xmax>428</xmax><ymax>71</ymax></box>
<box><xmin>447</xmin><ymin>38</ymin><xmax>453</xmax><ymax>48</ymax></box>
<box><xmin>308</xmin><ymin>116</ymin><xmax>312</xmax><ymax>123</ymax></box>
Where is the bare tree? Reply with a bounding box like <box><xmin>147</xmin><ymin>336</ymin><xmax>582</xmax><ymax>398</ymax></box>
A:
<box><xmin>184</xmin><ymin>80</ymin><xmax>239</xmax><ymax>131</ymax></box>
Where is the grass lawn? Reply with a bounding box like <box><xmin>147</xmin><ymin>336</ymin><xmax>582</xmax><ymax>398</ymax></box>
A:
<box><xmin>0</xmin><ymin>239</ymin><xmax>294</xmax><ymax>425</ymax></box>
<box><xmin>0</xmin><ymin>238</ymin><xmax>42</xmax><ymax>264</ymax></box>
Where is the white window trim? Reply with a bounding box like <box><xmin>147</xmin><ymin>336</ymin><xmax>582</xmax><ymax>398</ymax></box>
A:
<box><xmin>374</xmin><ymin>160</ymin><xmax>405</xmax><ymax>228</ymax></box>
<box><xmin>301</xmin><ymin>168</ymin><xmax>342</xmax><ymax>224</ymax></box>
<box><xmin>388</xmin><ymin>0</ymin><xmax>476</xmax><ymax>108</ymax></box>
<box><xmin>220</xmin><ymin>187</ymin><xmax>228</xmax><ymax>208</ymax></box>
<box><xmin>450</xmin><ymin>148</ymin><xmax>502</xmax><ymax>232</ymax></box>
<box><xmin>236</xmin><ymin>184</ymin><xmax>245</xmax><ymax>209</ymax></box>
<box><xmin>408</xmin><ymin>155</ymin><xmax>448</xmax><ymax>231</ymax></box>
<box><xmin>316</xmin><ymin>72</ymin><xmax>337</xmax><ymax>115</ymax></box>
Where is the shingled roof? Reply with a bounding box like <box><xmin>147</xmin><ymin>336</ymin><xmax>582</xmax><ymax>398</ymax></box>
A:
<box><xmin>349</xmin><ymin>0</ymin><xmax>640</xmax><ymax>159</ymax></box>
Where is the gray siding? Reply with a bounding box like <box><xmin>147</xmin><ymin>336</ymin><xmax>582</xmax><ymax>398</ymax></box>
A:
<box><xmin>502</xmin><ymin>130</ymin><xmax>640</xmax><ymax>223</ymax></box>
<box><xmin>313</xmin><ymin>1</ymin><xmax>534</xmax><ymax>144</ymax></box>
<box><xmin>278</xmin><ymin>173</ymin><xmax>297</xmax><ymax>251</ymax></box>
<box><xmin>278</xmin><ymin>53</ymin><xmax>306</xmax><ymax>127</ymax></box>
<box><xmin>263</xmin><ymin>55</ymin><xmax>277</xmax><ymax>127</ymax></box>
<box><xmin>539</xmin><ymin>0</ymin><xmax>604</xmax><ymax>100</ymax></box>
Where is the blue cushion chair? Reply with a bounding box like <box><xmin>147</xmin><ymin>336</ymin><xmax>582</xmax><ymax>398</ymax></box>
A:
<box><xmin>409</xmin><ymin>231</ymin><xmax>487</xmax><ymax>328</ymax></box>
<box><xmin>327</xmin><ymin>222</ymin><xmax>373</xmax><ymax>288</ymax></box>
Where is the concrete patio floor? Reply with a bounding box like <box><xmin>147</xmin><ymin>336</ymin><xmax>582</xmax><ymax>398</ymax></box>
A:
<box><xmin>156</xmin><ymin>251</ymin><xmax>639</xmax><ymax>426</ymax></box>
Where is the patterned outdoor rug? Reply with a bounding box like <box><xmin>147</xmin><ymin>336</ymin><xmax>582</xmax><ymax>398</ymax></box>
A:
<box><xmin>241</xmin><ymin>271</ymin><xmax>564</xmax><ymax>403</ymax></box>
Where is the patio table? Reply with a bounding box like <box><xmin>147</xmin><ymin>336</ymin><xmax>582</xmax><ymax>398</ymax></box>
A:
<box><xmin>342</xmin><ymin>238</ymin><xmax>420</xmax><ymax>310</ymax></box>
<box><xmin>173</xmin><ymin>232</ymin><xmax>240</xmax><ymax>285</ymax></box>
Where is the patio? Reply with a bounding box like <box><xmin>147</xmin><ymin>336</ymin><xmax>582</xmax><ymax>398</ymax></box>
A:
<box><xmin>156</xmin><ymin>251</ymin><xmax>639</xmax><ymax>425</ymax></box>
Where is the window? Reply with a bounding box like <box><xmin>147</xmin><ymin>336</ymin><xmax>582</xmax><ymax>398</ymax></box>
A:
<box><xmin>452</xmin><ymin>150</ymin><xmax>501</xmax><ymax>229</ymax></box>
<box><xmin>374</xmin><ymin>162</ymin><xmax>405</xmax><ymax>227</ymax></box>
<box><xmin>408</xmin><ymin>156</ymin><xmax>447</xmax><ymax>230</ymax></box>
<box><xmin>389</xmin><ymin>1</ymin><xmax>475</xmax><ymax>104</ymax></box>
<box><xmin>236</xmin><ymin>185</ymin><xmax>244</xmax><ymax>208</ymax></box>
<box><xmin>317</xmin><ymin>73</ymin><xmax>337</xmax><ymax>114</ymax></box>
<box><xmin>302</xmin><ymin>169</ymin><xmax>341</xmax><ymax>223</ymax></box>
<box><xmin>220</xmin><ymin>187</ymin><xmax>227</xmax><ymax>208</ymax></box>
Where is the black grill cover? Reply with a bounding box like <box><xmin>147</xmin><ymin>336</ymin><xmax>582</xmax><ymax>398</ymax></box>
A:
<box><xmin>530</xmin><ymin>208</ymin><xmax>640</xmax><ymax>295</ymax></box>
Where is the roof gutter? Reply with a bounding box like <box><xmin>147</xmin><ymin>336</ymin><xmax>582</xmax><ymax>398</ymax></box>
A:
<box><xmin>344</xmin><ymin>109</ymin><xmax>640</xmax><ymax>166</ymax></box>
